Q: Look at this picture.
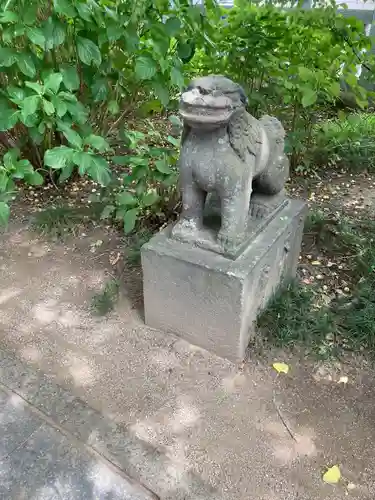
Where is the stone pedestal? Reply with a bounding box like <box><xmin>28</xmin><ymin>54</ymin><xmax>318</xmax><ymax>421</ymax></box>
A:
<box><xmin>141</xmin><ymin>199</ymin><xmax>307</xmax><ymax>362</ymax></box>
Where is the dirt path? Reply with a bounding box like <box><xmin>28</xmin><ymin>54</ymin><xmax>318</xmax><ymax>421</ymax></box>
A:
<box><xmin>0</xmin><ymin>179</ymin><xmax>375</xmax><ymax>499</ymax></box>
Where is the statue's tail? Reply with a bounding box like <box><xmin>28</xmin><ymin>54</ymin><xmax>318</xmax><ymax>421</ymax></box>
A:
<box><xmin>259</xmin><ymin>115</ymin><xmax>285</xmax><ymax>143</ymax></box>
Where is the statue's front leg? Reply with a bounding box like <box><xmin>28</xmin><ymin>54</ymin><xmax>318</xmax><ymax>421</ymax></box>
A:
<box><xmin>217</xmin><ymin>179</ymin><xmax>252</xmax><ymax>253</ymax></box>
<box><xmin>171</xmin><ymin>166</ymin><xmax>206</xmax><ymax>241</ymax></box>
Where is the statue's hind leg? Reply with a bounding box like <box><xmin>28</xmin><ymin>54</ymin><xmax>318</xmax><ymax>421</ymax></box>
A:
<box><xmin>250</xmin><ymin>155</ymin><xmax>289</xmax><ymax>219</ymax></box>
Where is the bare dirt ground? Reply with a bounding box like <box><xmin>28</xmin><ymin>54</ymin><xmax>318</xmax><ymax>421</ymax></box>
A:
<box><xmin>0</xmin><ymin>174</ymin><xmax>375</xmax><ymax>499</ymax></box>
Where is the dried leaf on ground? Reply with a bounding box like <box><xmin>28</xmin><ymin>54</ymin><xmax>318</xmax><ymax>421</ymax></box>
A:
<box><xmin>272</xmin><ymin>362</ymin><xmax>290</xmax><ymax>374</ymax></box>
<box><xmin>323</xmin><ymin>465</ymin><xmax>341</xmax><ymax>484</ymax></box>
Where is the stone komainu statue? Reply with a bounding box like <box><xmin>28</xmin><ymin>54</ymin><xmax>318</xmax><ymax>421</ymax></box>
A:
<box><xmin>171</xmin><ymin>75</ymin><xmax>289</xmax><ymax>256</ymax></box>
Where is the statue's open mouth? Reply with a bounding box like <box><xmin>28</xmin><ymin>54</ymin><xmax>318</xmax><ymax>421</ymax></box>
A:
<box><xmin>179</xmin><ymin>102</ymin><xmax>233</xmax><ymax>124</ymax></box>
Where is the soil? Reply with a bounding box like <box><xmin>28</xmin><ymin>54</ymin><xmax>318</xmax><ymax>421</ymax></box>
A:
<box><xmin>0</xmin><ymin>169</ymin><xmax>374</xmax><ymax>499</ymax></box>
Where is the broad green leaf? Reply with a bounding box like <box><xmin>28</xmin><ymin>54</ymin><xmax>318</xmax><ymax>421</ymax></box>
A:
<box><xmin>76</xmin><ymin>2</ymin><xmax>92</xmax><ymax>22</ymax></box>
<box><xmin>0</xmin><ymin>47</ymin><xmax>17</xmax><ymax>67</ymax></box>
<box><xmin>61</xmin><ymin>65</ymin><xmax>80</xmax><ymax>91</ymax></box>
<box><xmin>165</xmin><ymin>17</ymin><xmax>181</xmax><ymax>37</ymax></box>
<box><xmin>116</xmin><ymin>191</ymin><xmax>137</xmax><ymax>206</ymax></box>
<box><xmin>100</xmin><ymin>204</ymin><xmax>115</xmax><ymax>219</ymax></box>
<box><xmin>167</xmin><ymin>135</ymin><xmax>180</xmax><ymax>147</ymax></box>
<box><xmin>51</xmin><ymin>96</ymin><xmax>67</xmax><ymax>117</ymax></box>
<box><xmin>85</xmin><ymin>134</ymin><xmax>110</xmax><ymax>152</ymax></box>
<box><xmin>112</xmin><ymin>156</ymin><xmax>132</xmax><ymax>166</ymax></box>
<box><xmin>91</xmin><ymin>79</ymin><xmax>108</xmax><ymax>102</ymax></box>
<box><xmin>86</xmin><ymin>155</ymin><xmax>111</xmax><ymax>186</ymax></box>
<box><xmin>26</xmin><ymin>27</ymin><xmax>45</xmax><ymax>48</ymax></box>
<box><xmin>77</xmin><ymin>37</ymin><xmax>102</xmax><ymax>66</ymax></box>
<box><xmin>153</xmin><ymin>82</ymin><xmax>169</xmax><ymax>106</ymax></box>
<box><xmin>62</xmin><ymin>128</ymin><xmax>83</xmax><ymax>149</ymax></box>
<box><xmin>7</xmin><ymin>86</ymin><xmax>25</xmax><ymax>104</ymax></box>
<box><xmin>58</xmin><ymin>91</ymin><xmax>77</xmax><ymax>103</ymax></box>
<box><xmin>44</xmin><ymin>146</ymin><xmax>74</xmax><ymax>169</ymax></box>
<box><xmin>169</xmin><ymin>115</ymin><xmax>181</xmax><ymax>127</ymax></box>
<box><xmin>72</xmin><ymin>151</ymin><xmax>91</xmax><ymax>174</ymax></box>
<box><xmin>177</xmin><ymin>41</ymin><xmax>194</xmax><ymax>62</ymax></box>
<box><xmin>44</xmin><ymin>18</ymin><xmax>66</xmax><ymax>49</ymax></box>
<box><xmin>0</xmin><ymin>11</ymin><xmax>18</xmax><ymax>23</ymax></box>
<box><xmin>123</xmin><ymin>208</ymin><xmax>139</xmax><ymax>234</ymax></box>
<box><xmin>0</xmin><ymin>171</ymin><xmax>9</xmax><ymax>192</ymax></box>
<box><xmin>329</xmin><ymin>81</ymin><xmax>341</xmax><ymax>97</ymax></box>
<box><xmin>345</xmin><ymin>72</ymin><xmax>357</xmax><ymax>88</ymax></box>
<box><xmin>0</xmin><ymin>201</ymin><xmax>10</xmax><ymax>226</ymax></box>
<box><xmin>155</xmin><ymin>159</ymin><xmax>171</xmax><ymax>174</ymax></box>
<box><xmin>142</xmin><ymin>191</ymin><xmax>160</xmax><ymax>207</ymax></box>
<box><xmin>21</xmin><ymin>95</ymin><xmax>40</xmax><ymax>120</ymax></box>
<box><xmin>0</xmin><ymin>109</ymin><xmax>20</xmax><ymax>131</ymax></box>
<box><xmin>301</xmin><ymin>88</ymin><xmax>317</xmax><ymax>108</ymax></box>
<box><xmin>3</xmin><ymin>148</ymin><xmax>19</xmax><ymax>169</ymax></box>
<box><xmin>298</xmin><ymin>66</ymin><xmax>313</xmax><ymax>81</ymax></box>
<box><xmin>53</xmin><ymin>0</ymin><xmax>76</xmax><ymax>18</ymax></box>
<box><xmin>25</xmin><ymin>81</ymin><xmax>43</xmax><ymax>94</ymax></box>
<box><xmin>171</xmin><ymin>67</ymin><xmax>184</xmax><ymax>88</ymax></box>
<box><xmin>58</xmin><ymin>164</ymin><xmax>74</xmax><ymax>183</ymax></box>
<box><xmin>66</xmin><ymin>101</ymin><xmax>88</xmax><ymax>124</ymax></box>
<box><xmin>124</xmin><ymin>28</ymin><xmax>139</xmax><ymax>52</ymax></box>
<box><xmin>11</xmin><ymin>159</ymin><xmax>33</xmax><ymax>179</ymax></box>
<box><xmin>135</xmin><ymin>56</ymin><xmax>157</xmax><ymax>80</ymax></box>
<box><xmin>108</xmin><ymin>100</ymin><xmax>119</xmax><ymax>115</ymax></box>
<box><xmin>115</xmin><ymin>207</ymin><xmax>126</xmax><ymax>221</ymax></box>
<box><xmin>106</xmin><ymin>23</ymin><xmax>123</xmax><ymax>42</ymax></box>
<box><xmin>42</xmin><ymin>99</ymin><xmax>55</xmax><ymax>116</ymax></box>
<box><xmin>25</xmin><ymin>171</ymin><xmax>44</xmax><ymax>186</ymax></box>
<box><xmin>44</xmin><ymin>72</ymin><xmax>63</xmax><ymax>94</ymax></box>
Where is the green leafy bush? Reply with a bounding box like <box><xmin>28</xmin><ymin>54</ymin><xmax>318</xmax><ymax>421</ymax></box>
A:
<box><xmin>0</xmin><ymin>0</ymin><xmax>215</xmax><ymax>224</ymax></box>
<box><xmin>192</xmin><ymin>0</ymin><xmax>374</xmax><ymax>171</ymax></box>
<box><xmin>313</xmin><ymin>113</ymin><xmax>375</xmax><ymax>172</ymax></box>
<box><xmin>95</xmin><ymin>122</ymin><xmax>180</xmax><ymax>233</ymax></box>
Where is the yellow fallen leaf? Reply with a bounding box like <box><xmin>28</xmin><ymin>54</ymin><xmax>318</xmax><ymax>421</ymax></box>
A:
<box><xmin>272</xmin><ymin>362</ymin><xmax>289</xmax><ymax>374</ymax></box>
<box><xmin>311</xmin><ymin>260</ymin><xmax>321</xmax><ymax>266</ymax></box>
<box><xmin>323</xmin><ymin>465</ymin><xmax>341</xmax><ymax>484</ymax></box>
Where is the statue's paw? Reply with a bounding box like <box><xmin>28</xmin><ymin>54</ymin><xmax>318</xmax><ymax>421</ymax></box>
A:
<box><xmin>171</xmin><ymin>218</ymin><xmax>201</xmax><ymax>241</ymax></box>
<box><xmin>217</xmin><ymin>231</ymin><xmax>243</xmax><ymax>252</ymax></box>
<box><xmin>250</xmin><ymin>202</ymin><xmax>268</xmax><ymax>219</ymax></box>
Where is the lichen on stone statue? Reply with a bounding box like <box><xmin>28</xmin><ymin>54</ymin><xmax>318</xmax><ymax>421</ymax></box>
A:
<box><xmin>171</xmin><ymin>75</ymin><xmax>290</xmax><ymax>258</ymax></box>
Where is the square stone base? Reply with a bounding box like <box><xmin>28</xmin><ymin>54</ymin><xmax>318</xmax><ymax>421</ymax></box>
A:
<box><xmin>141</xmin><ymin>199</ymin><xmax>307</xmax><ymax>362</ymax></box>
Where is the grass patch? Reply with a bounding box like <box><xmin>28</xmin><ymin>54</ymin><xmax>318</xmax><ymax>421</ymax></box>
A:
<box><xmin>313</xmin><ymin>112</ymin><xmax>375</xmax><ymax>172</ymax></box>
<box><xmin>91</xmin><ymin>279</ymin><xmax>120</xmax><ymax>316</ymax></box>
<box><xmin>31</xmin><ymin>203</ymin><xmax>104</xmax><ymax>239</ymax></box>
<box><xmin>258</xmin><ymin>210</ymin><xmax>375</xmax><ymax>358</ymax></box>
<box><xmin>124</xmin><ymin>228</ymin><xmax>154</xmax><ymax>264</ymax></box>
<box><xmin>31</xmin><ymin>205</ymin><xmax>85</xmax><ymax>239</ymax></box>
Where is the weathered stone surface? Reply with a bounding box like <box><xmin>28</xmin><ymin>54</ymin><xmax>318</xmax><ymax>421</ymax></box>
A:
<box><xmin>142</xmin><ymin>199</ymin><xmax>307</xmax><ymax>361</ymax></box>
<box><xmin>171</xmin><ymin>75</ymin><xmax>290</xmax><ymax>258</ymax></box>
<box><xmin>0</xmin><ymin>423</ymin><xmax>155</xmax><ymax>500</ymax></box>
<box><xmin>0</xmin><ymin>387</ymin><xmax>44</xmax><ymax>457</ymax></box>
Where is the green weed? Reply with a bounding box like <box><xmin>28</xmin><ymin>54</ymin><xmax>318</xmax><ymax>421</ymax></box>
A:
<box><xmin>91</xmin><ymin>279</ymin><xmax>120</xmax><ymax>316</ymax></box>
<box><xmin>31</xmin><ymin>205</ymin><xmax>86</xmax><ymax>240</ymax></box>
<box><xmin>258</xmin><ymin>211</ymin><xmax>375</xmax><ymax>358</ymax></box>
<box><xmin>313</xmin><ymin>113</ymin><xmax>375</xmax><ymax>172</ymax></box>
